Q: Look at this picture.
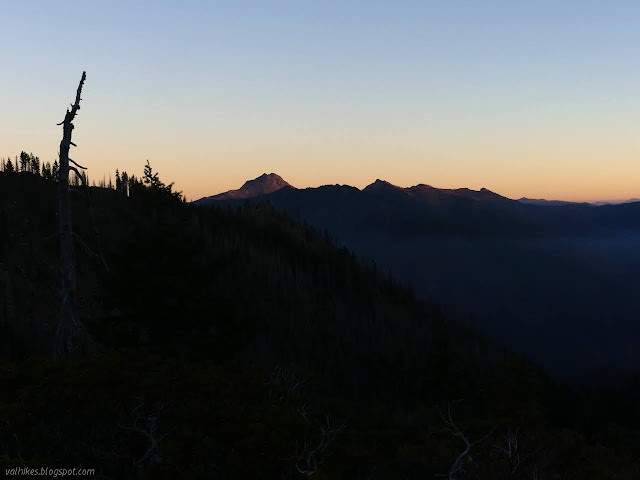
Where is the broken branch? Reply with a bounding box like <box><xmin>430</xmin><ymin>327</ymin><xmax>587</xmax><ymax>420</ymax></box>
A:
<box><xmin>69</xmin><ymin>159</ymin><xmax>87</xmax><ymax>170</ymax></box>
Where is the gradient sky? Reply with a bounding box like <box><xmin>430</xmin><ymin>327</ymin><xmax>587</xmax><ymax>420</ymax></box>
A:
<box><xmin>1</xmin><ymin>1</ymin><xmax>638</xmax><ymax>202</ymax></box>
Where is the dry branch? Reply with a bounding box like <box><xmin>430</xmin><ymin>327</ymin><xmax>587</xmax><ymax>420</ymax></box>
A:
<box><xmin>435</xmin><ymin>400</ymin><xmax>495</xmax><ymax>480</ymax></box>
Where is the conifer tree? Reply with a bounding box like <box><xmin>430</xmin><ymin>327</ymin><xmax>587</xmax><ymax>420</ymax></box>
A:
<box><xmin>121</xmin><ymin>171</ymin><xmax>129</xmax><ymax>196</ymax></box>
<box><xmin>19</xmin><ymin>151</ymin><xmax>29</xmax><ymax>172</ymax></box>
<box><xmin>42</xmin><ymin>162</ymin><xmax>52</xmax><ymax>180</ymax></box>
<box><xmin>52</xmin><ymin>160</ymin><xmax>59</xmax><ymax>181</ymax></box>
<box><xmin>142</xmin><ymin>160</ymin><xmax>183</xmax><ymax>199</ymax></box>
<box><xmin>143</xmin><ymin>160</ymin><xmax>165</xmax><ymax>190</ymax></box>
<box><xmin>128</xmin><ymin>174</ymin><xmax>137</xmax><ymax>197</ymax></box>
<box><xmin>31</xmin><ymin>154</ymin><xmax>40</xmax><ymax>176</ymax></box>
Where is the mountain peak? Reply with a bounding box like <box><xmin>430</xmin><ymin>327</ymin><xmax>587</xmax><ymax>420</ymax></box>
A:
<box><xmin>363</xmin><ymin>179</ymin><xmax>402</xmax><ymax>192</ymax></box>
<box><xmin>239</xmin><ymin>173</ymin><xmax>289</xmax><ymax>193</ymax></box>
<box><xmin>198</xmin><ymin>173</ymin><xmax>291</xmax><ymax>202</ymax></box>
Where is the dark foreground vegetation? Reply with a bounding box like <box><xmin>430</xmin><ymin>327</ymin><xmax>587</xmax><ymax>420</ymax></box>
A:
<box><xmin>0</xmin><ymin>169</ymin><xmax>639</xmax><ymax>478</ymax></box>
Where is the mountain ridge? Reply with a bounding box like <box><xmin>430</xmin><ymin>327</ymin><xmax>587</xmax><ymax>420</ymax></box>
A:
<box><xmin>196</xmin><ymin>173</ymin><xmax>640</xmax><ymax>207</ymax></box>
<box><xmin>195</xmin><ymin>174</ymin><xmax>514</xmax><ymax>205</ymax></box>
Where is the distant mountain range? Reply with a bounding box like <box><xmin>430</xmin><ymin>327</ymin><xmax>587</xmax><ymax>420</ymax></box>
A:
<box><xmin>517</xmin><ymin>197</ymin><xmax>587</xmax><ymax>206</ymax></box>
<box><xmin>195</xmin><ymin>174</ymin><xmax>640</xmax><ymax>380</ymax></box>
<box><xmin>198</xmin><ymin>173</ymin><xmax>639</xmax><ymax>208</ymax></box>
<box><xmin>195</xmin><ymin>174</ymin><xmax>640</xmax><ymax>237</ymax></box>
<box><xmin>519</xmin><ymin>197</ymin><xmax>640</xmax><ymax>206</ymax></box>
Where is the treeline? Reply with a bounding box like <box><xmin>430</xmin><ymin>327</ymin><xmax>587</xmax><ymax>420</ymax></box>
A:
<box><xmin>1</xmin><ymin>153</ymin><xmax>183</xmax><ymax>201</ymax></box>
<box><xmin>1</xmin><ymin>151</ymin><xmax>54</xmax><ymax>179</ymax></box>
<box><xmin>111</xmin><ymin>161</ymin><xmax>183</xmax><ymax>201</ymax></box>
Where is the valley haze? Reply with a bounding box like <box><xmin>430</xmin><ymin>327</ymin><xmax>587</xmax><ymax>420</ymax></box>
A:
<box><xmin>197</xmin><ymin>173</ymin><xmax>640</xmax><ymax>381</ymax></box>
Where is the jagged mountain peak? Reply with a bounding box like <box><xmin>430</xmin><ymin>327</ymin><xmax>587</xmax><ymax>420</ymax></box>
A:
<box><xmin>197</xmin><ymin>173</ymin><xmax>291</xmax><ymax>202</ymax></box>
<box><xmin>363</xmin><ymin>179</ymin><xmax>403</xmax><ymax>192</ymax></box>
<box><xmin>239</xmin><ymin>173</ymin><xmax>289</xmax><ymax>193</ymax></box>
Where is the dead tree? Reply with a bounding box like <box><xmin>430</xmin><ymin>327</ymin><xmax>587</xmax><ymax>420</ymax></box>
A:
<box><xmin>492</xmin><ymin>427</ymin><xmax>542</xmax><ymax>480</ymax></box>
<box><xmin>118</xmin><ymin>397</ymin><xmax>167</xmax><ymax>468</ymax></box>
<box><xmin>295</xmin><ymin>414</ymin><xmax>344</xmax><ymax>477</ymax></box>
<box><xmin>55</xmin><ymin>71</ymin><xmax>86</xmax><ymax>359</ymax></box>
<box><xmin>434</xmin><ymin>401</ymin><xmax>495</xmax><ymax>480</ymax></box>
<box><xmin>493</xmin><ymin>428</ymin><xmax>525</xmax><ymax>479</ymax></box>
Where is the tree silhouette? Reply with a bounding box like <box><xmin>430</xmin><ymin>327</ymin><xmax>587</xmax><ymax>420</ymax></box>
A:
<box><xmin>19</xmin><ymin>151</ymin><xmax>29</xmax><ymax>172</ymax></box>
<box><xmin>143</xmin><ymin>160</ymin><xmax>164</xmax><ymax>190</ymax></box>
<box><xmin>42</xmin><ymin>161</ymin><xmax>52</xmax><ymax>180</ymax></box>
<box><xmin>141</xmin><ymin>160</ymin><xmax>183</xmax><ymax>200</ymax></box>
<box><xmin>55</xmin><ymin>71</ymin><xmax>87</xmax><ymax>359</ymax></box>
<box><xmin>52</xmin><ymin>160</ymin><xmax>59</xmax><ymax>181</ymax></box>
<box><xmin>121</xmin><ymin>171</ymin><xmax>129</xmax><ymax>196</ymax></box>
<box><xmin>30</xmin><ymin>153</ymin><xmax>40</xmax><ymax>176</ymax></box>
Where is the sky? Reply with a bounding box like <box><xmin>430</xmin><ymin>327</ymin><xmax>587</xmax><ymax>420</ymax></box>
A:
<box><xmin>1</xmin><ymin>1</ymin><xmax>638</xmax><ymax>202</ymax></box>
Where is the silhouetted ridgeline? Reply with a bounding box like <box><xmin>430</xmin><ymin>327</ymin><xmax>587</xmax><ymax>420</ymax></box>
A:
<box><xmin>196</xmin><ymin>176</ymin><xmax>640</xmax><ymax>379</ymax></box>
<box><xmin>0</xmin><ymin>169</ymin><xmax>639</xmax><ymax>478</ymax></box>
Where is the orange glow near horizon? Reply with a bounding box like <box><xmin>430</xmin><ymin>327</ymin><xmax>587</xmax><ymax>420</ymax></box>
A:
<box><xmin>2</xmin><ymin>127</ymin><xmax>639</xmax><ymax>204</ymax></box>
<box><xmin>1</xmin><ymin>2</ymin><xmax>638</xmax><ymax>204</ymax></box>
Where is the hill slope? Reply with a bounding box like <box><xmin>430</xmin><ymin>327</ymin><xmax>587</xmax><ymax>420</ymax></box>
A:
<box><xmin>1</xmin><ymin>171</ymin><xmax>639</xmax><ymax>478</ymax></box>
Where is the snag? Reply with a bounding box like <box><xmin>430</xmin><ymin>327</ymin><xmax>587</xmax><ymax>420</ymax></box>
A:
<box><xmin>55</xmin><ymin>71</ymin><xmax>86</xmax><ymax>359</ymax></box>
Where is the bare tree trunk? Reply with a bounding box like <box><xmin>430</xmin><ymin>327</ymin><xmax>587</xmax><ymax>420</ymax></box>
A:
<box><xmin>55</xmin><ymin>71</ymin><xmax>86</xmax><ymax>360</ymax></box>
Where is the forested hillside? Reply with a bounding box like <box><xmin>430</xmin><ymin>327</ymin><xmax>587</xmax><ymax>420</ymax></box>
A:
<box><xmin>197</xmin><ymin>176</ymin><xmax>640</xmax><ymax>379</ymax></box>
<box><xmin>0</xmin><ymin>168</ymin><xmax>639</xmax><ymax>479</ymax></box>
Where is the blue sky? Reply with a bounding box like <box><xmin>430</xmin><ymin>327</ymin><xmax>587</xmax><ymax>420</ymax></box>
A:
<box><xmin>1</xmin><ymin>1</ymin><xmax>638</xmax><ymax>201</ymax></box>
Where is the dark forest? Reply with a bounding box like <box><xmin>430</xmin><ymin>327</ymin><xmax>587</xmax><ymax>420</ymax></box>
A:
<box><xmin>1</xmin><ymin>157</ymin><xmax>639</xmax><ymax>478</ymax></box>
